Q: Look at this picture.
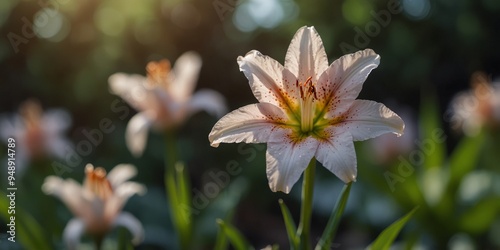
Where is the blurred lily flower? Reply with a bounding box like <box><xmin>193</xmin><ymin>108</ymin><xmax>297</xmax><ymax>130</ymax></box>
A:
<box><xmin>42</xmin><ymin>163</ymin><xmax>146</xmax><ymax>249</ymax></box>
<box><xmin>0</xmin><ymin>99</ymin><xmax>72</xmax><ymax>176</ymax></box>
<box><xmin>209</xmin><ymin>26</ymin><xmax>404</xmax><ymax>193</ymax></box>
<box><xmin>450</xmin><ymin>72</ymin><xmax>500</xmax><ymax>136</ymax></box>
<box><xmin>109</xmin><ymin>51</ymin><xmax>227</xmax><ymax>157</ymax></box>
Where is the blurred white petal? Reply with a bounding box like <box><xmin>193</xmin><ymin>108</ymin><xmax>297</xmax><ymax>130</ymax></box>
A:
<box><xmin>63</xmin><ymin>218</ymin><xmax>86</xmax><ymax>250</ymax></box>
<box><xmin>107</xmin><ymin>164</ymin><xmax>138</xmax><ymax>187</ymax></box>
<box><xmin>188</xmin><ymin>89</ymin><xmax>228</xmax><ymax>118</ymax></box>
<box><xmin>113</xmin><ymin>212</ymin><xmax>144</xmax><ymax>245</ymax></box>
<box><xmin>125</xmin><ymin>113</ymin><xmax>153</xmax><ymax>157</ymax></box>
<box><xmin>168</xmin><ymin>51</ymin><xmax>202</xmax><ymax>102</ymax></box>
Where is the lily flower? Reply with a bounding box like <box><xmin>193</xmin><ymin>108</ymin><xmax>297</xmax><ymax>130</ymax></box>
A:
<box><xmin>209</xmin><ymin>26</ymin><xmax>404</xmax><ymax>193</ymax></box>
<box><xmin>109</xmin><ymin>51</ymin><xmax>227</xmax><ymax>157</ymax></box>
<box><xmin>449</xmin><ymin>72</ymin><xmax>500</xmax><ymax>136</ymax></box>
<box><xmin>42</xmin><ymin>163</ymin><xmax>146</xmax><ymax>249</ymax></box>
<box><xmin>0</xmin><ymin>99</ymin><xmax>72</xmax><ymax>177</ymax></box>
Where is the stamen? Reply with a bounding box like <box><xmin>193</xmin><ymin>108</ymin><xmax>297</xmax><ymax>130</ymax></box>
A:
<box><xmin>146</xmin><ymin>59</ymin><xmax>171</xmax><ymax>87</ymax></box>
<box><xmin>85</xmin><ymin>164</ymin><xmax>113</xmax><ymax>200</ymax></box>
<box><xmin>20</xmin><ymin>100</ymin><xmax>42</xmax><ymax>130</ymax></box>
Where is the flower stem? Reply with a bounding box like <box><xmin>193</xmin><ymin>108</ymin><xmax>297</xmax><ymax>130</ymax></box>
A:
<box><xmin>298</xmin><ymin>158</ymin><xmax>316</xmax><ymax>250</ymax></box>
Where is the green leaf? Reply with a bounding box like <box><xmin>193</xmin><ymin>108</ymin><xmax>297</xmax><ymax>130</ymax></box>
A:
<box><xmin>279</xmin><ymin>199</ymin><xmax>299</xmax><ymax>249</ymax></box>
<box><xmin>214</xmin><ymin>221</ymin><xmax>229</xmax><ymax>250</ymax></box>
<box><xmin>459</xmin><ymin>197</ymin><xmax>500</xmax><ymax>234</ymax></box>
<box><xmin>193</xmin><ymin>177</ymin><xmax>249</xmax><ymax>247</ymax></box>
<box><xmin>448</xmin><ymin>132</ymin><xmax>485</xmax><ymax>189</ymax></box>
<box><xmin>419</xmin><ymin>90</ymin><xmax>446</xmax><ymax>170</ymax></box>
<box><xmin>0</xmin><ymin>191</ymin><xmax>52</xmax><ymax>250</ymax></box>
<box><xmin>216</xmin><ymin>219</ymin><xmax>254</xmax><ymax>250</ymax></box>
<box><xmin>315</xmin><ymin>182</ymin><xmax>352</xmax><ymax>250</ymax></box>
<box><xmin>367</xmin><ymin>207</ymin><xmax>418</xmax><ymax>250</ymax></box>
<box><xmin>175</xmin><ymin>162</ymin><xmax>192</xmax><ymax>227</ymax></box>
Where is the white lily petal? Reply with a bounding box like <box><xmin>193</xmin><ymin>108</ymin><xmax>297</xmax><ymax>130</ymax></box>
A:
<box><xmin>42</xmin><ymin>109</ymin><xmax>72</xmax><ymax>133</ymax></box>
<box><xmin>237</xmin><ymin>50</ymin><xmax>297</xmax><ymax>108</ymax></box>
<box><xmin>113</xmin><ymin>212</ymin><xmax>144</xmax><ymax>245</ymax></box>
<box><xmin>0</xmin><ymin>115</ymin><xmax>16</xmax><ymax>140</ymax></box>
<box><xmin>8</xmin><ymin>142</ymin><xmax>28</xmax><ymax>178</ymax></box>
<box><xmin>188</xmin><ymin>89</ymin><xmax>228</xmax><ymax>118</ymax></box>
<box><xmin>266</xmin><ymin>131</ymin><xmax>319</xmax><ymax>193</ymax></box>
<box><xmin>125</xmin><ymin>113</ymin><xmax>153</xmax><ymax>157</ymax></box>
<box><xmin>107</xmin><ymin>164</ymin><xmax>137</xmax><ymax>187</ymax></box>
<box><xmin>108</xmin><ymin>73</ymin><xmax>151</xmax><ymax>111</ymax></box>
<box><xmin>338</xmin><ymin>100</ymin><xmax>405</xmax><ymax>141</ymax></box>
<box><xmin>315</xmin><ymin>129</ymin><xmax>357</xmax><ymax>183</ymax></box>
<box><xmin>284</xmin><ymin>26</ymin><xmax>329</xmax><ymax>84</ymax></box>
<box><xmin>63</xmin><ymin>218</ymin><xmax>86</xmax><ymax>250</ymax></box>
<box><xmin>318</xmin><ymin>49</ymin><xmax>380</xmax><ymax>119</ymax></box>
<box><xmin>209</xmin><ymin>103</ymin><xmax>287</xmax><ymax>147</ymax></box>
<box><xmin>42</xmin><ymin>176</ymin><xmax>93</xmax><ymax>220</ymax></box>
<box><xmin>105</xmin><ymin>182</ymin><xmax>146</xmax><ymax>220</ymax></box>
<box><xmin>46</xmin><ymin>137</ymin><xmax>73</xmax><ymax>160</ymax></box>
<box><xmin>168</xmin><ymin>51</ymin><xmax>202</xmax><ymax>102</ymax></box>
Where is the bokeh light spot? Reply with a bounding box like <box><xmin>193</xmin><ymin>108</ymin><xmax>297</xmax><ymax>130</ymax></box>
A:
<box><xmin>342</xmin><ymin>0</ymin><xmax>373</xmax><ymax>26</ymax></box>
<box><xmin>233</xmin><ymin>0</ymin><xmax>297</xmax><ymax>32</ymax></box>
<box><xmin>402</xmin><ymin>0</ymin><xmax>431</xmax><ymax>20</ymax></box>
<box><xmin>171</xmin><ymin>3</ymin><xmax>201</xmax><ymax>30</ymax></box>
<box><xmin>94</xmin><ymin>7</ymin><xmax>126</xmax><ymax>37</ymax></box>
<box><xmin>34</xmin><ymin>8</ymin><xmax>70</xmax><ymax>42</ymax></box>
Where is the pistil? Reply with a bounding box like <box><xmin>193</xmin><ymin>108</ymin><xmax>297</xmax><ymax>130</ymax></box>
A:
<box><xmin>298</xmin><ymin>76</ymin><xmax>317</xmax><ymax>133</ymax></box>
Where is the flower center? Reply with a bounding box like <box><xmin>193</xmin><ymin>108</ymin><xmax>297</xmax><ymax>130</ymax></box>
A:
<box><xmin>146</xmin><ymin>59</ymin><xmax>171</xmax><ymax>87</ymax></box>
<box><xmin>20</xmin><ymin>100</ymin><xmax>44</xmax><ymax>157</ymax></box>
<box><xmin>297</xmin><ymin>76</ymin><xmax>317</xmax><ymax>133</ymax></box>
<box><xmin>84</xmin><ymin>164</ymin><xmax>113</xmax><ymax>201</ymax></box>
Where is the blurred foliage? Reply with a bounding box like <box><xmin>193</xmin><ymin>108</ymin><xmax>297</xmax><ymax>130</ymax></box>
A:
<box><xmin>1</xmin><ymin>0</ymin><xmax>500</xmax><ymax>249</ymax></box>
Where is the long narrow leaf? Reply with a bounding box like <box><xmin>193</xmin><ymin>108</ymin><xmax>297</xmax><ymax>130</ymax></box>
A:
<box><xmin>367</xmin><ymin>207</ymin><xmax>418</xmax><ymax>250</ymax></box>
<box><xmin>315</xmin><ymin>182</ymin><xmax>352</xmax><ymax>250</ymax></box>
<box><xmin>420</xmin><ymin>90</ymin><xmax>446</xmax><ymax>170</ymax></box>
<box><xmin>214</xmin><ymin>222</ymin><xmax>229</xmax><ymax>250</ymax></box>
<box><xmin>216</xmin><ymin>219</ymin><xmax>254</xmax><ymax>250</ymax></box>
<box><xmin>0</xmin><ymin>192</ymin><xmax>52</xmax><ymax>250</ymax></box>
<box><xmin>279</xmin><ymin>199</ymin><xmax>299</xmax><ymax>249</ymax></box>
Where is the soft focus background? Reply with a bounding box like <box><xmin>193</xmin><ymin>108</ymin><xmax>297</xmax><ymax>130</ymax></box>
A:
<box><xmin>1</xmin><ymin>0</ymin><xmax>500</xmax><ymax>249</ymax></box>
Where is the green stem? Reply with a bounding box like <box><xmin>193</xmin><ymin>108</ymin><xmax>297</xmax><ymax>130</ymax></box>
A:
<box><xmin>163</xmin><ymin>131</ymin><xmax>191</xmax><ymax>250</ymax></box>
<box><xmin>297</xmin><ymin>159</ymin><xmax>316</xmax><ymax>250</ymax></box>
<box><xmin>94</xmin><ymin>235</ymin><xmax>103</xmax><ymax>250</ymax></box>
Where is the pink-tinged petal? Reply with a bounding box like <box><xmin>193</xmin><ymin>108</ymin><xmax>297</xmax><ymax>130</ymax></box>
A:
<box><xmin>318</xmin><ymin>49</ymin><xmax>380</xmax><ymax>119</ymax></box>
<box><xmin>284</xmin><ymin>26</ymin><xmax>329</xmax><ymax>84</ymax></box>
<box><xmin>0</xmin><ymin>114</ymin><xmax>15</xmax><ymax>140</ymax></box>
<box><xmin>108</xmin><ymin>73</ymin><xmax>151</xmax><ymax>112</ymax></box>
<box><xmin>315</xmin><ymin>129</ymin><xmax>357</xmax><ymax>183</ymax></box>
<box><xmin>125</xmin><ymin>113</ymin><xmax>154</xmax><ymax>157</ymax></box>
<box><xmin>42</xmin><ymin>176</ymin><xmax>93</xmax><ymax>220</ymax></box>
<box><xmin>112</xmin><ymin>212</ymin><xmax>144</xmax><ymax>245</ymax></box>
<box><xmin>107</xmin><ymin>164</ymin><xmax>138</xmax><ymax>187</ymax></box>
<box><xmin>42</xmin><ymin>109</ymin><xmax>72</xmax><ymax>133</ymax></box>
<box><xmin>337</xmin><ymin>100</ymin><xmax>404</xmax><ymax>141</ymax></box>
<box><xmin>237</xmin><ymin>50</ymin><xmax>297</xmax><ymax>109</ymax></box>
<box><xmin>45</xmin><ymin>136</ymin><xmax>73</xmax><ymax>159</ymax></box>
<box><xmin>209</xmin><ymin>103</ymin><xmax>288</xmax><ymax>147</ymax></box>
<box><xmin>266</xmin><ymin>131</ymin><xmax>319</xmax><ymax>193</ymax></box>
<box><xmin>188</xmin><ymin>89</ymin><xmax>228</xmax><ymax>118</ymax></box>
<box><xmin>168</xmin><ymin>51</ymin><xmax>202</xmax><ymax>102</ymax></box>
<box><xmin>63</xmin><ymin>218</ymin><xmax>86</xmax><ymax>250</ymax></box>
<box><xmin>105</xmin><ymin>182</ymin><xmax>146</xmax><ymax>221</ymax></box>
